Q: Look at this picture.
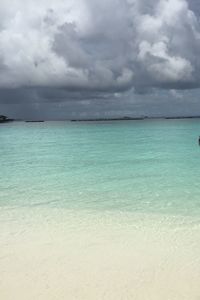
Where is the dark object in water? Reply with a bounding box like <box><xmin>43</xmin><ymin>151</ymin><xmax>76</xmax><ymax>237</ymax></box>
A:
<box><xmin>25</xmin><ymin>120</ymin><xmax>44</xmax><ymax>123</ymax></box>
<box><xmin>71</xmin><ymin>117</ymin><xmax>145</xmax><ymax>122</ymax></box>
<box><xmin>0</xmin><ymin>115</ymin><xmax>13</xmax><ymax>123</ymax></box>
<box><xmin>199</xmin><ymin>137</ymin><xmax>200</xmax><ymax>145</ymax></box>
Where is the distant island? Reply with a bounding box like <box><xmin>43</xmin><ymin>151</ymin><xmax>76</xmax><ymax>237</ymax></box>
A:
<box><xmin>0</xmin><ymin>115</ymin><xmax>14</xmax><ymax>123</ymax></box>
<box><xmin>164</xmin><ymin>116</ymin><xmax>200</xmax><ymax>119</ymax></box>
<box><xmin>71</xmin><ymin>116</ymin><xmax>146</xmax><ymax>122</ymax></box>
<box><xmin>70</xmin><ymin>116</ymin><xmax>200</xmax><ymax>122</ymax></box>
<box><xmin>1</xmin><ymin>115</ymin><xmax>200</xmax><ymax>123</ymax></box>
<box><xmin>25</xmin><ymin>120</ymin><xmax>44</xmax><ymax>123</ymax></box>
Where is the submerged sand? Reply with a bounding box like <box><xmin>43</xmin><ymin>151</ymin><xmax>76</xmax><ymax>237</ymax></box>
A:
<box><xmin>1</xmin><ymin>207</ymin><xmax>200</xmax><ymax>300</ymax></box>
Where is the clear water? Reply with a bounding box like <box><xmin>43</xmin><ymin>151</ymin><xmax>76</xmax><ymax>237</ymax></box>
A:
<box><xmin>1</xmin><ymin>120</ymin><xmax>200</xmax><ymax>300</ymax></box>
<box><xmin>1</xmin><ymin>119</ymin><xmax>200</xmax><ymax>216</ymax></box>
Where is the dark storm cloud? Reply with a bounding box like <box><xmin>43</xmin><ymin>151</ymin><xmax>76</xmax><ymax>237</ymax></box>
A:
<box><xmin>1</xmin><ymin>0</ymin><xmax>200</xmax><ymax>91</ymax></box>
<box><xmin>1</xmin><ymin>0</ymin><xmax>200</xmax><ymax>119</ymax></box>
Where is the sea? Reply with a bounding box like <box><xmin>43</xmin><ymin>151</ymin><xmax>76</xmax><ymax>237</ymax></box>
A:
<box><xmin>0</xmin><ymin>120</ymin><xmax>200</xmax><ymax>300</ymax></box>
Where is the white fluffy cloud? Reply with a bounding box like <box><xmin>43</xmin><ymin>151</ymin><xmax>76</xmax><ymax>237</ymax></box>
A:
<box><xmin>0</xmin><ymin>0</ymin><xmax>200</xmax><ymax>92</ymax></box>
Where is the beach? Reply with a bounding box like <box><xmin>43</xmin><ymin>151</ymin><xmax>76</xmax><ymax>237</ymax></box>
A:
<box><xmin>1</xmin><ymin>208</ymin><xmax>200</xmax><ymax>300</ymax></box>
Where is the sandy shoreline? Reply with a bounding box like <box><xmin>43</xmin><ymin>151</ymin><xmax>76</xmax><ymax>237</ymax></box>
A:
<box><xmin>1</xmin><ymin>208</ymin><xmax>200</xmax><ymax>300</ymax></box>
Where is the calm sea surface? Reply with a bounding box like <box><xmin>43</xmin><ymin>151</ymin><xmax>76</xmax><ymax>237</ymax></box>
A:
<box><xmin>1</xmin><ymin>120</ymin><xmax>200</xmax><ymax>300</ymax></box>
<box><xmin>1</xmin><ymin>119</ymin><xmax>200</xmax><ymax>216</ymax></box>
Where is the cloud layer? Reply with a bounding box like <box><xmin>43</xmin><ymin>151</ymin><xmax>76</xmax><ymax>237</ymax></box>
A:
<box><xmin>0</xmin><ymin>0</ymin><xmax>200</xmax><ymax>92</ymax></box>
<box><xmin>1</xmin><ymin>0</ymin><xmax>200</xmax><ymax>119</ymax></box>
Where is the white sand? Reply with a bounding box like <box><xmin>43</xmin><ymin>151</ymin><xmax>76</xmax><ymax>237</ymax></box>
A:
<box><xmin>1</xmin><ymin>208</ymin><xmax>200</xmax><ymax>300</ymax></box>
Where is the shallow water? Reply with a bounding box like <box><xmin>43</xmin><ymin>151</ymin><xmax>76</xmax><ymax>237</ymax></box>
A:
<box><xmin>1</xmin><ymin>119</ymin><xmax>200</xmax><ymax>214</ymax></box>
<box><xmin>1</xmin><ymin>120</ymin><xmax>200</xmax><ymax>299</ymax></box>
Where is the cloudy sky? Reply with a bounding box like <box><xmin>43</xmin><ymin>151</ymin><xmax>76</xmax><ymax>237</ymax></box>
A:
<box><xmin>1</xmin><ymin>0</ymin><xmax>200</xmax><ymax>119</ymax></box>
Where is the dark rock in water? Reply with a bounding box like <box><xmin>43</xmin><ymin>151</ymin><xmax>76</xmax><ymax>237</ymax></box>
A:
<box><xmin>0</xmin><ymin>115</ymin><xmax>14</xmax><ymax>123</ymax></box>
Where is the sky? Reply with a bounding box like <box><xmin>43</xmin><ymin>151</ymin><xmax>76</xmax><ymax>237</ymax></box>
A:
<box><xmin>1</xmin><ymin>0</ymin><xmax>200</xmax><ymax>120</ymax></box>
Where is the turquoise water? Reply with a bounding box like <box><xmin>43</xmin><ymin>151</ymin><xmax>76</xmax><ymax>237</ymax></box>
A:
<box><xmin>1</xmin><ymin>120</ymin><xmax>200</xmax><ymax>300</ymax></box>
<box><xmin>1</xmin><ymin>120</ymin><xmax>200</xmax><ymax>216</ymax></box>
